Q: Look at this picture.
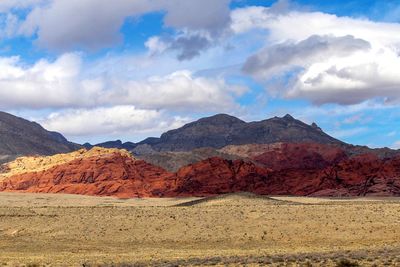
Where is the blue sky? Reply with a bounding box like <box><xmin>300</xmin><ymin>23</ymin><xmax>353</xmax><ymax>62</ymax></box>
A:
<box><xmin>0</xmin><ymin>0</ymin><xmax>399</xmax><ymax>148</ymax></box>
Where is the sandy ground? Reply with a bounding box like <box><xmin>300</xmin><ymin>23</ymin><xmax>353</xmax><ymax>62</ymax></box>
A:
<box><xmin>0</xmin><ymin>192</ymin><xmax>400</xmax><ymax>266</ymax></box>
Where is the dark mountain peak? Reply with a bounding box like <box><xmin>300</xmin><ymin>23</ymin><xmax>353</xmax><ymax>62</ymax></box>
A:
<box><xmin>148</xmin><ymin>113</ymin><xmax>344</xmax><ymax>151</ymax></box>
<box><xmin>194</xmin><ymin>113</ymin><xmax>245</xmax><ymax>126</ymax></box>
<box><xmin>270</xmin><ymin>113</ymin><xmax>298</xmax><ymax>123</ymax></box>
<box><xmin>311</xmin><ymin>122</ymin><xmax>324</xmax><ymax>132</ymax></box>
<box><xmin>282</xmin><ymin>114</ymin><xmax>295</xmax><ymax>120</ymax></box>
<box><xmin>91</xmin><ymin>140</ymin><xmax>136</xmax><ymax>150</ymax></box>
<box><xmin>0</xmin><ymin>111</ymin><xmax>80</xmax><ymax>160</ymax></box>
<box><xmin>93</xmin><ymin>113</ymin><xmax>345</xmax><ymax>152</ymax></box>
<box><xmin>82</xmin><ymin>143</ymin><xmax>93</xmax><ymax>149</ymax></box>
<box><xmin>96</xmin><ymin>140</ymin><xmax>123</xmax><ymax>148</ymax></box>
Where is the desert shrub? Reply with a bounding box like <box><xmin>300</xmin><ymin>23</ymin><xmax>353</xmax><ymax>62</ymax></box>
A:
<box><xmin>336</xmin><ymin>258</ymin><xmax>360</xmax><ymax>267</ymax></box>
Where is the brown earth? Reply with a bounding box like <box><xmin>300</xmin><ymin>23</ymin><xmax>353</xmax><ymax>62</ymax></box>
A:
<box><xmin>0</xmin><ymin>192</ymin><xmax>400</xmax><ymax>266</ymax></box>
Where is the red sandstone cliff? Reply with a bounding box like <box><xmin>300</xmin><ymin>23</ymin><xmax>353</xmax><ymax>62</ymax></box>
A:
<box><xmin>1</xmin><ymin>144</ymin><xmax>400</xmax><ymax>197</ymax></box>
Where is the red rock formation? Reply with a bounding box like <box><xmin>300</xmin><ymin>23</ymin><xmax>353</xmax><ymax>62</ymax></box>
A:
<box><xmin>253</xmin><ymin>143</ymin><xmax>347</xmax><ymax>170</ymax></box>
<box><xmin>1</xmin><ymin>143</ymin><xmax>400</xmax><ymax>198</ymax></box>
<box><xmin>253</xmin><ymin>151</ymin><xmax>400</xmax><ymax>197</ymax></box>
<box><xmin>0</xmin><ymin>152</ymin><xmax>175</xmax><ymax>198</ymax></box>
<box><xmin>167</xmin><ymin>157</ymin><xmax>271</xmax><ymax>196</ymax></box>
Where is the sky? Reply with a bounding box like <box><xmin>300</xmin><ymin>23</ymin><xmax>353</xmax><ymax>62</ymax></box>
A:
<box><xmin>0</xmin><ymin>0</ymin><xmax>400</xmax><ymax>148</ymax></box>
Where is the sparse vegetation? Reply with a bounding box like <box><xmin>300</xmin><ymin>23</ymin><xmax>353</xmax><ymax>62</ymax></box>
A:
<box><xmin>336</xmin><ymin>258</ymin><xmax>360</xmax><ymax>267</ymax></box>
<box><xmin>0</xmin><ymin>193</ymin><xmax>399</xmax><ymax>266</ymax></box>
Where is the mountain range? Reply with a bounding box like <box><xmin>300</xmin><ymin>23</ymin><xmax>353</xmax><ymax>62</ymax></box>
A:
<box><xmin>87</xmin><ymin>113</ymin><xmax>344</xmax><ymax>152</ymax></box>
<box><xmin>87</xmin><ymin>113</ymin><xmax>397</xmax><ymax>171</ymax></box>
<box><xmin>0</xmin><ymin>111</ymin><xmax>80</xmax><ymax>163</ymax></box>
<box><xmin>1</xmin><ymin>110</ymin><xmax>400</xmax><ymax>197</ymax></box>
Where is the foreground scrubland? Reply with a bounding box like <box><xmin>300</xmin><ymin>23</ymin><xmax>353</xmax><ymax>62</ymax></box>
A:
<box><xmin>0</xmin><ymin>192</ymin><xmax>399</xmax><ymax>266</ymax></box>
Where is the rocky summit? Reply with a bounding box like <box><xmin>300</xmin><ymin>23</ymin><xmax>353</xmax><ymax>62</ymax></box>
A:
<box><xmin>0</xmin><ymin>111</ymin><xmax>80</xmax><ymax>163</ymax></box>
<box><xmin>89</xmin><ymin>113</ymin><xmax>344</xmax><ymax>152</ymax></box>
<box><xmin>140</xmin><ymin>113</ymin><xmax>345</xmax><ymax>151</ymax></box>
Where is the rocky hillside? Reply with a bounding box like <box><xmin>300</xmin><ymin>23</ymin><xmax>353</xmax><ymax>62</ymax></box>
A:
<box><xmin>139</xmin><ymin>114</ymin><xmax>345</xmax><ymax>151</ymax></box>
<box><xmin>0</xmin><ymin>147</ymin><xmax>174</xmax><ymax>198</ymax></box>
<box><xmin>1</xmin><ymin>143</ymin><xmax>400</xmax><ymax>197</ymax></box>
<box><xmin>88</xmin><ymin>114</ymin><xmax>344</xmax><ymax>152</ymax></box>
<box><xmin>135</xmin><ymin>147</ymin><xmax>240</xmax><ymax>172</ymax></box>
<box><xmin>0</xmin><ymin>111</ymin><xmax>80</xmax><ymax>162</ymax></box>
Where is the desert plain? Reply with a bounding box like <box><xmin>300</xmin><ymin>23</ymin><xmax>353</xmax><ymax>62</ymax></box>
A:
<box><xmin>0</xmin><ymin>192</ymin><xmax>400</xmax><ymax>266</ymax></box>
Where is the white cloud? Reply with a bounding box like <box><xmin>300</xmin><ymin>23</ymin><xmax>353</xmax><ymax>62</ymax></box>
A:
<box><xmin>0</xmin><ymin>53</ymin><xmax>98</xmax><ymax>109</ymax></box>
<box><xmin>287</xmin><ymin>44</ymin><xmax>400</xmax><ymax>105</ymax></box>
<box><xmin>15</xmin><ymin>0</ymin><xmax>231</xmax><ymax>52</ymax></box>
<box><xmin>162</xmin><ymin>0</ymin><xmax>231</xmax><ymax>34</ymax></box>
<box><xmin>327</xmin><ymin>127</ymin><xmax>368</xmax><ymax>139</ymax></box>
<box><xmin>40</xmin><ymin>105</ymin><xmax>188</xmax><ymax>137</ymax></box>
<box><xmin>231</xmin><ymin>6</ymin><xmax>272</xmax><ymax>34</ymax></box>
<box><xmin>233</xmin><ymin>6</ymin><xmax>400</xmax><ymax>105</ymax></box>
<box><xmin>0</xmin><ymin>0</ymin><xmax>45</xmax><ymax>12</ymax></box>
<box><xmin>243</xmin><ymin>34</ymin><xmax>371</xmax><ymax>79</ymax></box>
<box><xmin>392</xmin><ymin>141</ymin><xmax>400</xmax><ymax>150</ymax></box>
<box><xmin>0</xmin><ymin>12</ymin><xmax>19</xmax><ymax>37</ymax></box>
<box><xmin>145</xmin><ymin>36</ymin><xmax>168</xmax><ymax>56</ymax></box>
<box><xmin>0</xmin><ymin>53</ymin><xmax>244</xmax><ymax>111</ymax></box>
<box><xmin>104</xmin><ymin>70</ymin><xmax>246</xmax><ymax>111</ymax></box>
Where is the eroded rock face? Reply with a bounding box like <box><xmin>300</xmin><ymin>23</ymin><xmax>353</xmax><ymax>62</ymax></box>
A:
<box><xmin>252</xmin><ymin>149</ymin><xmax>400</xmax><ymax>197</ymax></box>
<box><xmin>0</xmin><ymin>148</ymin><xmax>175</xmax><ymax>198</ymax></box>
<box><xmin>169</xmin><ymin>157</ymin><xmax>270</xmax><ymax>196</ymax></box>
<box><xmin>0</xmin><ymin>148</ymin><xmax>272</xmax><ymax>198</ymax></box>
<box><xmin>1</xmin><ymin>144</ymin><xmax>400</xmax><ymax>198</ymax></box>
<box><xmin>0</xmin><ymin>147</ymin><xmax>132</xmax><ymax>180</ymax></box>
<box><xmin>253</xmin><ymin>143</ymin><xmax>347</xmax><ymax>171</ymax></box>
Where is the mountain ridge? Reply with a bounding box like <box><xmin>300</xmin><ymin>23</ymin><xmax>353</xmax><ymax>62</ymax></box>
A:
<box><xmin>88</xmin><ymin>113</ymin><xmax>346</xmax><ymax>152</ymax></box>
<box><xmin>0</xmin><ymin>111</ymin><xmax>81</xmax><ymax>163</ymax></box>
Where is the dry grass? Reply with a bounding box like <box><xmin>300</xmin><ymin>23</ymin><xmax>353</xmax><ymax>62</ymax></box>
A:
<box><xmin>0</xmin><ymin>192</ymin><xmax>400</xmax><ymax>266</ymax></box>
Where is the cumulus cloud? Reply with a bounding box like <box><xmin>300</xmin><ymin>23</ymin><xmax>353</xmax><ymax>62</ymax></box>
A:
<box><xmin>0</xmin><ymin>53</ymin><xmax>97</xmax><ymax>109</ymax></box>
<box><xmin>233</xmin><ymin>6</ymin><xmax>400</xmax><ymax>105</ymax></box>
<box><xmin>104</xmin><ymin>70</ymin><xmax>246</xmax><ymax>111</ymax></box>
<box><xmin>15</xmin><ymin>0</ymin><xmax>231</xmax><ymax>52</ymax></box>
<box><xmin>243</xmin><ymin>35</ymin><xmax>371</xmax><ymax>78</ymax></box>
<box><xmin>156</xmin><ymin>0</ymin><xmax>231</xmax><ymax>60</ymax></box>
<box><xmin>0</xmin><ymin>0</ymin><xmax>44</xmax><ymax>12</ymax></box>
<box><xmin>0</xmin><ymin>53</ymin><xmax>244</xmax><ymax>111</ymax></box>
<box><xmin>286</xmin><ymin>46</ymin><xmax>400</xmax><ymax>105</ymax></box>
<box><xmin>18</xmin><ymin>0</ymin><xmax>153</xmax><ymax>51</ymax></box>
<box><xmin>40</xmin><ymin>105</ymin><xmax>188</xmax><ymax>137</ymax></box>
<box><xmin>144</xmin><ymin>33</ymin><xmax>213</xmax><ymax>61</ymax></box>
<box><xmin>162</xmin><ymin>0</ymin><xmax>231</xmax><ymax>34</ymax></box>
